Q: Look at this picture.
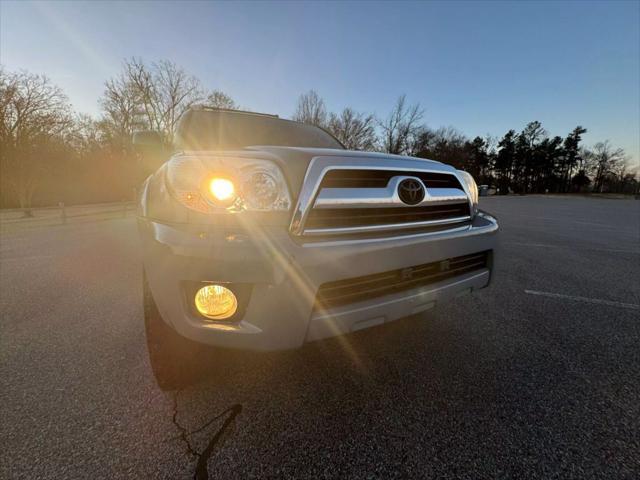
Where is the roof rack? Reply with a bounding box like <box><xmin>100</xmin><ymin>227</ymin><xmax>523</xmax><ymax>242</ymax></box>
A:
<box><xmin>191</xmin><ymin>105</ymin><xmax>279</xmax><ymax>118</ymax></box>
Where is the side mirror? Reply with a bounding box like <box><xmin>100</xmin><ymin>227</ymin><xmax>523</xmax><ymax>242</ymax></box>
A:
<box><xmin>133</xmin><ymin>131</ymin><xmax>169</xmax><ymax>176</ymax></box>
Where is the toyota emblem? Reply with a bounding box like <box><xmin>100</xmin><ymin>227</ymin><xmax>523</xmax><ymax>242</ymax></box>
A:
<box><xmin>398</xmin><ymin>178</ymin><xmax>425</xmax><ymax>205</ymax></box>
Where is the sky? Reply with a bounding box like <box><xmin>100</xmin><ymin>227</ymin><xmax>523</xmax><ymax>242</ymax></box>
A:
<box><xmin>1</xmin><ymin>0</ymin><xmax>639</xmax><ymax>164</ymax></box>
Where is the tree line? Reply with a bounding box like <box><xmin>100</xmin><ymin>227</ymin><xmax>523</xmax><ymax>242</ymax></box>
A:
<box><xmin>293</xmin><ymin>91</ymin><xmax>636</xmax><ymax>195</ymax></box>
<box><xmin>1</xmin><ymin>59</ymin><xmax>637</xmax><ymax>210</ymax></box>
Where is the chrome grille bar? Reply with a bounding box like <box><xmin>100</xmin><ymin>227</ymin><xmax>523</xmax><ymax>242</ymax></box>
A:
<box><xmin>303</xmin><ymin>215</ymin><xmax>472</xmax><ymax>236</ymax></box>
<box><xmin>314</xmin><ymin>176</ymin><xmax>467</xmax><ymax>209</ymax></box>
<box><xmin>290</xmin><ymin>156</ymin><xmax>474</xmax><ymax>237</ymax></box>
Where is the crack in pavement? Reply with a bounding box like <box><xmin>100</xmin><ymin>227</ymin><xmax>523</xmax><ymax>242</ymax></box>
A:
<box><xmin>170</xmin><ymin>390</ymin><xmax>243</xmax><ymax>479</ymax></box>
<box><xmin>171</xmin><ymin>390</ymin><xmax>199</xmax><ymax>458</ymax></box>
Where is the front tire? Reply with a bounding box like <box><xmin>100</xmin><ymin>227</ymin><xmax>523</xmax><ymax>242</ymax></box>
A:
<box><xmin>143</xmin><ymin>271</ymin><xmax>203</xmax><ymax>390</ymax></box>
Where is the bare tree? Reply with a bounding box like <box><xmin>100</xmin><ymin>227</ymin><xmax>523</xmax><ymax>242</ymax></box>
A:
<box><xmin>379</xmin><ymin>95</ymin><xmax>424</xmax><ymax>155</ymax></box>
<box><xmin>66</xmin><ymin>113</ymin><xmax>103</xmax><ymax>161</ymax></box>
<box><xmin>327</xmin><ymin>108</ymin><xmax>377</xmax><ymax>150</ymax></box>
<box><xmin>100</xmin><ymin>71</ymin><xmax>142</xmax><ymax>141</ymax></box>
<box><xmin>205</xmin><ymin>90</ymin><xmax>238</xmax><ymax>109</ymax></box>
<box><xmin>585</xmin><ymin>141</ymin><xmax>627</xmax><ymax>192</ymax></box>
<box><xmin>413</xmin><ymin>126</ymin><xmax>468</xmax><ymax>167</ymax></box>
<box><xmin>122</xmin><ymin>58</ymin><xmax>157</xmax><ymax>130</ymax></box>
<box><xmin>292</xmin><ymin>90</ymin><xmax>327</xmax><ymax>127</ymax></box>
<box><xmin>101</xmin><ymin>58</ymin><xmax>239</xmax><ymax>145</ymax></box>
<box><xmin>154</xmin><ymin>60</ymin><xmax>203</xmax><ymax>138</ymax></box>
<box><xmin>101</xmin><ymin>58</ymin><xmax>205</xmax><ymax>142</ymax></box>
<box><xmin>0</xmin><ymin>69</ymin><xmax>72</xmax><ymax>212</ymax></box>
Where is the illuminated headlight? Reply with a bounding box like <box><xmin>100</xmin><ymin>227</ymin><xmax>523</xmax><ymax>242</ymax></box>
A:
<box><xmin>208</xmin><ymin>178</ymin><xmax>235</xmax><ymax>203</ymax></box>
<box><xmin>457</xmin><ymin>170</ymin><xmax>479</xmax><ymax>214</ymax></box>
<box><xmin>166</xmin><ymin>155</ymin><xmax>291</xmax><ymax>213</ymax></box>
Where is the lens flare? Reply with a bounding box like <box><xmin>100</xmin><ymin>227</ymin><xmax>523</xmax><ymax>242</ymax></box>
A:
<box><xmin>209</xmin><ymin>178</ymin><xmax>235</xmax><ymax>202</ymax></box>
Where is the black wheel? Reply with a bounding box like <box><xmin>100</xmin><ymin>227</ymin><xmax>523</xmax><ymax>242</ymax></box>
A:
<box><xmin>143</xmin><ymin>271</ymin><xmax>203</xmax><ymax>390</ymax></box>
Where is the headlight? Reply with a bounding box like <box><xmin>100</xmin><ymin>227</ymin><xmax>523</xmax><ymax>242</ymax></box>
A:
<box><xmin>166</xmin><ymin>155</ymin><xmax>291</xmax><ymax>213</ymax></box>
<box><xmin>243</xmin><ymin>171</ymin><xmax>280</xmax><ymax>209</ymax></box>
<box><xmin>457</xmin><ymin>170</ymin><xmax>478</xmax><ymax>214</ymax></box>
<box><xmin>208</xmin><ymin>178</ymin><xmax>235</xmax><ymax>203</ymax></box>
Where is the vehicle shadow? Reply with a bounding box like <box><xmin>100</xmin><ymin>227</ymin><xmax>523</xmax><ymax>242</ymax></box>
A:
<box><xmin>167</xmin><ymin>307</ymin><xmax>507</xmax><ymax>477</ymax></box>
<box><xmin>185</xmin><ymin>310</ymin><xmax>458</xmax><ymax>393</ymax></box>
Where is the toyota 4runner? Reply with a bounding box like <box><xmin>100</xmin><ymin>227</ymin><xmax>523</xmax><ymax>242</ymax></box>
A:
<box><xmin>135</xmin><ymin>106</ymin><xmax>498</xmax><ymax>389</ymax></box>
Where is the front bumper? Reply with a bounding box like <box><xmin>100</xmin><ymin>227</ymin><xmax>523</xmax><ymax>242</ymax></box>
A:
<box><xmin>139</xmin><ymin>211</ymin><xmax>498</xmax><ymax>351</ymax></box>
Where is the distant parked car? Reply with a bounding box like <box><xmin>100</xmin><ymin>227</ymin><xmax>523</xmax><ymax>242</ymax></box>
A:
<box><xmin>480</xmin><ymin>185</ymin><xmax>498</xmax><ymax>196</ymax></box>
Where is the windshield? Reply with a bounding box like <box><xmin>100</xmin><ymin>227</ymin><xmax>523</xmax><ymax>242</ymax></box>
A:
<box><xmin>174</xmin><ymin>109</ymin><xmax>344</xmax><ymax>150</ymax></box>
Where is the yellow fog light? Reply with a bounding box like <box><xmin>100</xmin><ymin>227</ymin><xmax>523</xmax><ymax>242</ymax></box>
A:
<box><xmin>208</xmin><ymin>178</ymin><xmax>235</xmax><ymax>202</ymax></box>
<box><xmin>194</xmin><ymin>285</ymin><xmax>238</xmax><ymax>320</ymax></box>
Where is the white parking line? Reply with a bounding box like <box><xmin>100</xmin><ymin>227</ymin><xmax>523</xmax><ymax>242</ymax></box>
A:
<box><xmin>0</xmin><ymin>255</ymin><xmax>56</xmax><ymax>263</ymax></box>
<box><xmin>522</xmin><ymin>216</ymin><xmax>616</xmax><ymax>228</ymax></box>
<box><xmin>524</xmin><ymin>290</ymin><xmax>640</xmax><ymax>310</ymax></box>
<box><xmin>507</xmin><ymin>242</ymin><xmax>640</xmax><ymax>255</ymax></box>
<box><xmin>489</xmin><ymin>212</ymin><xmax>637</xmax><ymax>230</ymax></box>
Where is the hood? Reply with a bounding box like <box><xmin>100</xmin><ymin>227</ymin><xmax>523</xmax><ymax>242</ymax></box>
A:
<box><xmin>178</xmin><ymin>146</ymin><xmax>447</xmax><ymax>198</ymax></box>
<box><xmin>243</xmin><ymin>146</ymin><xmax>445</xmax><ymax>197</ymax></box>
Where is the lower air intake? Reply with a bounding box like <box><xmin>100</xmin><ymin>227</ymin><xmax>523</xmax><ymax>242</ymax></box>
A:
<box><xmin>315</xmin><ymin>251</ymin><xmax>490</xmax><ymax>310</ymax></box>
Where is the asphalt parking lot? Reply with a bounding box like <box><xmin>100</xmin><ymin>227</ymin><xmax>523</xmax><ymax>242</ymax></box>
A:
<box><xmin>1</xmin><ymin>195</ymin><xmax>639</xmax><ymax>479</ymax></box>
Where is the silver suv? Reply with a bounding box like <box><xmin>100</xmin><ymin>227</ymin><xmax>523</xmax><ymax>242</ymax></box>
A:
<box><xmin>136</xmin><ymin>107</ymin><xmax>498</xmax><ymax>389</ymax></box>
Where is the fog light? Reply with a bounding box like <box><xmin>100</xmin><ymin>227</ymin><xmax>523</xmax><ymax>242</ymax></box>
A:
<box><xmin>194</xmin><ymin>285</ymin><xmax>238</xmax><ymax>320</ymax></box>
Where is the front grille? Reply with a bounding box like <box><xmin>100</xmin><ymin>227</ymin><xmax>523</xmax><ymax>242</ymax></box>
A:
<box><xmin>292</xmin><ymin>163</ymin><xmax>472</xmax><ymax>238</ymax></box>
<box><xmin>315</xmin><ymin>251</ymin><xmax>489</xmax><ymax>310</ymax></box>
<box><xmin>320</xmin><ymin>169</ymin><xmax>463</xmax><ymax>189</ymax></box>
<box><xmin>306</xmin><ymin>203</ymin><xmax>470</xmax><ymax>229</ymax></box>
